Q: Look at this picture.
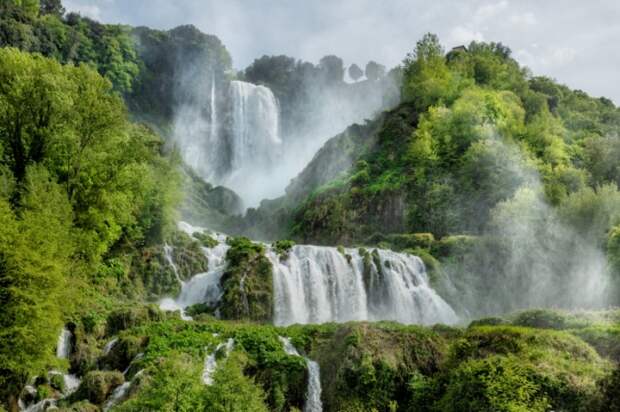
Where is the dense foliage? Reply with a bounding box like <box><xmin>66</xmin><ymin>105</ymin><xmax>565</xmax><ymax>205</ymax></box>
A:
<box><xmin>2</xmin><ymin>2</ymin><xmax>620</xmax><ymax>410</ymax></box>
<box><xmin>15</xmin><ymin>307</ymin><xmax>619</xmax><ymax>412</ymax></box>
<box><xmin>0</xmin><ymin>48</ymin><xmax>180</xmax><ymax>408</ymax></box>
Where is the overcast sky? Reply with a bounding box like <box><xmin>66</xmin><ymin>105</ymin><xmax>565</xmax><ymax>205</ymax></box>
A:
<box><xmin>63</xmin><ymin>0</ymin><xmax>620</xmax><ymax>103</ymax></box>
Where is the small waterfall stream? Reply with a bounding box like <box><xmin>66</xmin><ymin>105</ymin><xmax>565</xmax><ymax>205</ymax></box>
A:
<box><xmin>203</xmin><ymin>338</ymin><xmax>235</xmax><ymax>385</ymax></box>
<box><xmin>56</xmin><ymin>327</ymin><xmax>72</xmax><ymax>359</ymax></box>
<box><xmin>279</xmin><ymin>337</ymin><xmax>323</xmax><ymax>412</ymax></box>
<box><xmin>159</xmin><ymin>223</ymin><xmax>230</xmax><ymax>318</ymax></box>
<box><xmin>102</xmin><ymin>370</ymin><xmax>145</xmax><ymax>412</ymax></box>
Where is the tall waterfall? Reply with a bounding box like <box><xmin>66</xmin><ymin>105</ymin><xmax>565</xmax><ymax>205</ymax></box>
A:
<box><xmin>268</xmin><ymin>246</ymin><xmax>458</xmax><ymax>326</ymax></box>
<box><xmin>223</xmin><ymin>80</ymin><xmax>282</xmax><ymax>206</ymax></box>
<box><xmin>279</xmin><ymin>337</ymin><xmax>323</xmax><ymax>412</ymax></box>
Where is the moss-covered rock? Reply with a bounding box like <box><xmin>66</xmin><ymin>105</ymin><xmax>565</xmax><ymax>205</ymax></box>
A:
<box><xmin>49</xmin><ymin>373</ymin><xmax>65</xmax><ymax>393</ymax></box>
<box><xmin>167</xmin><ymin>230</ymin><xmax>209</xmax><ymax>279</ymax></box>
<box><xmin>105</xmin><ymin>305</ymin><xmax>164</xmax><ymax>336</ymax></box>
<box><xmin>57</xmin><ymin>400</ymin><xmax>100</xmax><ymax>412</ymax></box>
<box><xmin>193</xmin><ymin>231</ymin><xmax>218</xmax><ymax>248</ymax></box>
<box><xmin>131</xmin><ymin>245</ymin><xmax>180</xmax><ymax>299</ymax></box>
<box><xmin>219</xmin><ymin>237</ymin><xmax>273</xmax><ymax>322</ymax></box>
<box><xmin>73</xmin><ymin>371</ymin><xmax>124</xmax><ymax>405</ymax></box>
<box><xmin>71</xmin><ymin>326</ymin><xmax>102</xmax><ymax>376</ymax></box>
<box><xmin>272</xmin><ymin>239</ymin><xmax>295</xmax><ymax>260</ymax></box>
<box><xmin>99</xmin><ymin>335</ymin><xmax>148</xmax><ymax>372</ymax></box>
<box><xmin>307</xmin><ymin>323</ymin><xmax>448</xmax><ymax>412</ymax></box>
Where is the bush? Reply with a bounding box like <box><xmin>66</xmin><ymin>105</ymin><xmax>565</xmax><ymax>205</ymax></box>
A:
<box><xmin>73</xmin><ymin>371</ymin><xmax>124</xmax><ymax>404</ymax></box>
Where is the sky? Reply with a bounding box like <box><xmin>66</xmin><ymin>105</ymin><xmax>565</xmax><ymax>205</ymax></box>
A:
<box><xmin>63</xmin><ymin>0</ymin><xmax>620</xmax><ymax>103</ymax></box>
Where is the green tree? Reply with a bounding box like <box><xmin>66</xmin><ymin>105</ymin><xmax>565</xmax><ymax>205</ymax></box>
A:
<box><xmin>115</xmin><ymin>354</ymin><xmax>205</xmax><ymax>412</ymax></box>
<box><xmin>348</xmin><ymin>63</ymin><xmax>363</xmax><ymax>82</ymax></box>
<box><xmin>39</xmin><ymin>0</ymin><xmax>63</xmax><ymax>16</ymax></box>
<box><xmin>365</xmin><ymin>60</ymin><xmax>385</xmax><ymax>81</ymax></box>
<box><xmin>401</xmin><ymin>33</ymin><xmax>466</xmax><ymax>110</ymax></box>
<box><xmin>0</xmin><ymin>166</ymin><xmax>74</xmax><ymax>410</ymax></box>
<box><xmin>319</xmin><ymin>55</ymin><xmax>344</xmax><ymax>84</ymax></box>
<box><xmin>202</xmin><ymin>352</ymin><xmax>269</xmax><ymax>412</ymax></box>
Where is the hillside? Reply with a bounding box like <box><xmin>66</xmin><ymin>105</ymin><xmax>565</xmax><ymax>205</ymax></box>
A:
<box><xmin>1</xmin><ymin>2</ymin><xmax>620</xmax><ymax>412</ymax></box>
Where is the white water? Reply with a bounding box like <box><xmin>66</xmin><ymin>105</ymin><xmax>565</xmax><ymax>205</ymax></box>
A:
<box><xmin>103</xmin><ymin>337</ymin><xmax>118</xmax><ymax>356</ymax></box>
<box><xmin>21</xmin><ymin>399</ymin><xmax>55</xmax><ymax>412</ymax></box>
<box><xmin>203</xmin><ymin>338</ymin><xmax>234</xmax><ymax>385</ymax></box>
<box><xmin>56</xmin><ymin>327</ymin><xmax>72</xmax><ymax>359</ymax></box>
<box><xmin>269</xmin><ymin>246</ymin><xmax>458</xmax><ymax>326</ymax></box>
<box><xmin>102</xmin><ymin>370</ymin><xmax>144</xmax><ymax>412</ymax></box>
<box><xmin>279</xmin><ymin>337</ymin><xmax>323</xmax><ymax>412</ymax></box>
<box><xmin>63</xmin><ymin>374</ymin><xmax>80</xmax><ymax>395</ymax></box>
<box><xmin>161</xmin><ymin>222</ymin><xmax>457</xmax><ymax>326</ymax></box>
<box><xmin>223</xmin><ymin>80</ymin><xmax>282</xmax><ymax>207</ymax></box>
<box><xmin>159</xmin><ymin>222</ymin><xmax>229</xmax><ymax>318</ymax></box>
<box><xmin>163</xmin><ymin>244</ymin><xmax>182</xmax><ymax>283</ymax></box>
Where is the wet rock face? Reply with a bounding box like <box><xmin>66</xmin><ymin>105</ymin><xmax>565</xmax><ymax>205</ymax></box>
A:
<box><xmin>207</xmin><ymin>185</ymin><xmax>244</xmax><ymax>216</ymax></box>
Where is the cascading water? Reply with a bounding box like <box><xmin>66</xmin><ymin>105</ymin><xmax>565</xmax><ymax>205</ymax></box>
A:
<box><xmin>279</xmin><ymin>337</ymin><xmax>323</xmax><ymax>412</ymax></box>
<box><xmin>160</xmin><ymin>222</ymin><xmax>457</xmax><ymax>326</ymax></box>
<box><xmin>203</xmin><ymin>338</ymin><xmax>234</xmax><ymax>385</ymax></box>
<box><xmin>102</xmin><ymin>370</ymin><xmax>145</xmax><ymax>412</ymax></box>
<box><xmin>223</xmin><ymin>80</ymin><xmax>282</xmax><ymax>206</ymax></box>
<box><xmin>159</xmin><ymin>222</ymin><xmax>229</xmax><ymax>318</ymax></box>
<box><xmin>56</xmin><ymin>327</ymin><xmax>72</xmax><ymax>359</ymax></box>
<box><xmin>268</xmin><ymin>246</ymin><xmax>458</xmax><ymax>326</ymax></box>
<box><xmin>103</xmin><ymin>337</ymin><xmax>118</xmax><ymax>356</ymax></box>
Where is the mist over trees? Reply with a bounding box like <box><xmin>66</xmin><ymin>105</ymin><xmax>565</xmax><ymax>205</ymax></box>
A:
<box><xmin>2</xmin><ymin>1</ymin><xmax>620</xmax><ymax>411</ymax></box>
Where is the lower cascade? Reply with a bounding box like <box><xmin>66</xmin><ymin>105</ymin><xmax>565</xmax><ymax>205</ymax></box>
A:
<box><xmin>279</xmin><ymin>337</ymin><xmax>323</xmax><ymax>412</ymax></box>
<box><xmin>268</xmin><ymin>245</ymin><xmax>458</xmax><ymax>326</ymax></box>
<box><xmin>160</xmin><ymin>222</ymin><xmax>458</xmax><ymax>326</ymax></box>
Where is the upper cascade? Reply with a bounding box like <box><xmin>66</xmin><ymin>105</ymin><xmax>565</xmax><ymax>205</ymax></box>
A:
<box><xmin>223</xmin><ymin>80</ymin><xmax>282</xmax><ymax>206</ymax></box>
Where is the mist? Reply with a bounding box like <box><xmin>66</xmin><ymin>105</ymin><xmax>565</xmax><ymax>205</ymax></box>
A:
<box><xmin>438</xmin><ymin>136</ymin><xmax>615</xmax><ymax>320</ymax></box>
<box><xmin>171</xmin><ymin>56</ymin><xmax>399</xmax><ymax>208</ymax></box>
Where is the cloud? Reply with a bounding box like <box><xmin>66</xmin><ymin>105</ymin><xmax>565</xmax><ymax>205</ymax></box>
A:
<box><xmin>473</xmin><ymin>0</ymin><xmax>509</xmax><ymax>24</ymax></box>
<box><xmin>448</xmin><ymin>26</ymin><xmax>485</xmax><ymax>45</ymax></box>
<box><xmin>61</xmin><ymin>0</ymin><xmax>620</xmax><ymax>104</ymax></box>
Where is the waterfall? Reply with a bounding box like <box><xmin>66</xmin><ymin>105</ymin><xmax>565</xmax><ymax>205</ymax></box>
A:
<box><xmin>268</xmin><ymin>246</ymin><xmax>458</xmax><ymax>326</ymax></box>
<box><xmin>102</xmin><ymin>370</ymin><xmax>145</xmax><ymax>412</ymax></box>
<box><xmin>279</xmin><ymin>337</ymin><xmax>323</xmax><ymax>412</ymax></box>
<box><xmin>223</xmin><ymin>80</ymin><xmax>282</xmax><ymax>207</ymax></box>
<box><xmin>56</xmin><ymin>327</ymin><xmax>72</xmax><ymax>359</ymax></box>
<box><xmin>210</xmin><ymin>73</ymin><xmax>217</xmax><ymax>143</ymax></box>
<box><xmin>163</xmin><ymin>244</ymin><xmax>182</xmax><ymax>284</ymax></box>
<box><xmin>229</xmin><ymin>80</ymin><xmax>281</xmax><ymax>171</ymax></box>
<box><xmin>160</xmin><ymin>222</ymin><xmax>457</xmax><ymax>326</ymax></box>
<box><xmin>305</xmin><ymin>360</ymin><xmax>323</xmax><ymax>412</ymax></box>
<box><xmin>203</xmin><ymin>338</ymin><xmax>234</xmax><ymax>385</ymax></box>
<box><xmin>159</xmin><ymin>222</ymin><xmax>229</xmax><ymax>318</ymax></box>
<box><xmin>103</xmin><ymin>337</ymin><xmax>118</xmax><ymax>356</ymax></box>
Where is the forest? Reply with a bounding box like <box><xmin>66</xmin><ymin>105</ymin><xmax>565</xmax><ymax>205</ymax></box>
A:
<box><xmin>1</xmin><ymin>1</ymin><xmax>620</xmax><ymax>411</ymax></box>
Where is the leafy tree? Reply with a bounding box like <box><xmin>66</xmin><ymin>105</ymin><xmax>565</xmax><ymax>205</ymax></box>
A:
<box><xmin>0</xmin><ymin>166</ymin><xmax>74</xmax><ymax>410</ymax></box>
<box><xmin>319</xmin><ymin>55</ymin><xmax>344</xmax><ymax>84</ymax></box>
<box><xmin>115</xmin><ymin>354</ymin><xmax>205</xmax><ymax>412</ymax></box>
<box><xmin>401</xmin><ymin>33</ymin><xmax>466</xmax><ymax>110</ymax></box>
<box><xmin>39</xmin><ymin>0</ymin><xmax>63</xmax><ymax>16</ymax></box>
<box><xmin>348</xmin><ymin>63</ymin><xmax>363</xmax><ymax>82</ymax></box>
<box><xmin>202</xmin><ymin>352</ymin><xmax>269</xmax><ymax>412</ymax></box>
<box><xmin>365</xmin><ymin>60</ymin><xmax>385</xmax><ymax>81</ymax></box>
